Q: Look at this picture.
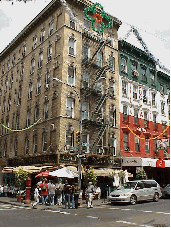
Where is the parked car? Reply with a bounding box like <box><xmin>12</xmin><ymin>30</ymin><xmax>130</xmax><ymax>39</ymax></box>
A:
<box><xmin>161</xmin><ymin>184</ymin><xmax>170</xmax><ymax>198</ymax></box>
<box><xmin>108</xmin><ymin>180</ymin><xmax>162</xmax><ymax>205</ymax></box>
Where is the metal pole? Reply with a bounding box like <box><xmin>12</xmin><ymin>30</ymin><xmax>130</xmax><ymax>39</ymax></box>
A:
<box><xmin>78</xmin><ymin>96</ymin><xmax>82</xmax><ymax>196</ymax></box>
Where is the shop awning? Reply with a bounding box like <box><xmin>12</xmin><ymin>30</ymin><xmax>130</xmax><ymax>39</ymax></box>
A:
<box><xmin>93</xmin><ymin>168</ymin><xmax>115</xmax><ymax>176</ymax></box>
<box><xmin>141</xmin><ymin>158</ymin><xmax>170</xmax><ymax>168</ymax></box>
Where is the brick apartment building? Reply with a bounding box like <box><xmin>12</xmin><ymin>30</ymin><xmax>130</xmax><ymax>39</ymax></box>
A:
<box><xmin>119</xmin><ymin>40</ymin><xmax>170</xmax><ymax>186</ymax></box>
<box><xmin>0</xmin><ymin>0</ymin><xmax>122</xmax><ymax>184</ymax></box>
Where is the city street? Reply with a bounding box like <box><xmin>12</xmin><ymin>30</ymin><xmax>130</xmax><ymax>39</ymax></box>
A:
<box><xmin>0</xmin><ymin>198</ymin><xmax>169</xmax><ymax>227</ymax></box>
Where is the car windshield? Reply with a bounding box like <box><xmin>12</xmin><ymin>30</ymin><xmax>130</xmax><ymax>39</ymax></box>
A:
<box><xmin>119</xmin><ymin>182</ymin><xmax>137</xmax><ymax>189</ymax></box>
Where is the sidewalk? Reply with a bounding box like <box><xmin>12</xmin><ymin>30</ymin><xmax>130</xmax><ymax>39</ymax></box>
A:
<box><xmin>0</xmin><ymin>196</ymin><xmax>108</xmax><ymax>210</ymax></box>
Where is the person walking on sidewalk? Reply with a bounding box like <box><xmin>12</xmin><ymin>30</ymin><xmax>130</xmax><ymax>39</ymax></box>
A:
<box><xmin>49</xmin><ymin>181</ymin><xmax>56</xmax><ymax>206</ymax></box>
<box><xmin>63</xmin><ymin>181</ymin><xmax>71</xmax><ymax>209</ymax></box>
<box><xmin>86</xmin><ymin>182</ymin><xmax>95</xmax><ymax>209</ymax></box>
<box><xmin>32</xmin><ymin>184</ymin><xmax>40</xmax><ymax>208</ymax></box>
<box><xmin>39</xmin><ymin>179</ymin><xmax>48</xmax><ymax>205</ymax></box>
<box><xmin>56</xmin><ymin>180</ymin><xmax>63</xmax><ymax>206</ymax></box>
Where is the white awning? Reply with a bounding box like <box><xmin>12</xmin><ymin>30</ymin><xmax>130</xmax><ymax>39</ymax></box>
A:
<box><xmin>141</xmin><ymin>158</ymin><xmax>170</xmax><ymax>168</ymax></box>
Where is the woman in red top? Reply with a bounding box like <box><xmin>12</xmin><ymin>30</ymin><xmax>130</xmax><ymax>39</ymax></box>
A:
<box><xmin>39</xmin><ymin>178</ymin><xmax>48</xmax><ymax>205</ymax></box>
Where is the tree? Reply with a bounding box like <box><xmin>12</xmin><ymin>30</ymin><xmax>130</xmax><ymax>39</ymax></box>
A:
<box><xmin>15</xmin><ymin>168</ymin><xmax>28</xmax><ymax>193</ymax></box>
<box><xmin>83</xmin><ymin>167</ymin><xmax>97</xmax><ymax>187</ymax></box>
<box><xmin>136</xmin><ymin>169</ymin><xmax>147</xmax><ymax>180</ymax></box>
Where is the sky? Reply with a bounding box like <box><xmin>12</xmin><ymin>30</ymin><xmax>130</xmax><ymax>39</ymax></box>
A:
<box><xmin>0</xmin><ymin>0</ymin><xmax>170</xmax><ymax>70</ymax></box>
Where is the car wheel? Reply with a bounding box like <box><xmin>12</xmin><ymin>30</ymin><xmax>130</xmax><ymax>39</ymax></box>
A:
<box><xmin>130</xmin><ymin>195</ymin><xmax>137</xmax><ymax>205</ymax></box>
<box><xmin>153</xmin><ymin>193</ymin><xmax>159</xmax><ymax>202</ymax></box>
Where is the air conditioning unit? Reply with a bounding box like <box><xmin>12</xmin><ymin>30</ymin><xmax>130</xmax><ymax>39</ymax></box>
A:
<box><xmin>51</xmin><ymin>124</ymin><xmax>55</xmax><ymax>130</ymax></box>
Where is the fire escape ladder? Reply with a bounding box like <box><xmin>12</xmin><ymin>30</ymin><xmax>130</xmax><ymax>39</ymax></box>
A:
<box><xmin>91</xmin><ymin>124</ymin><xmax>108</xmax><ymax>153</ymax></box>
<box><xmin>90</xmin><ymin>41</ymin><xmax>106</xmax><ymax>63</ymax></box>
<box><xmin>91</xmin><ymin>65</ymin><xmax>109</xmax><ymax>89</ymax></box>
<box><xmin>91</xmin><ymin>92</ymin><xmax>108</xmax><ymax>120</ymax></box>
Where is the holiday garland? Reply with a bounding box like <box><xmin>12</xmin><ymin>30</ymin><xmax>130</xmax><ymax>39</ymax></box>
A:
<box><xmin>84</xmin><ymin>3</ymin><xmax>112</xmax><ymax>34</ymax></box>
<box><xmin>127</xmin><ymin>124</ymin><xmax>170</xmax><ymax>141</ymax></box>
<box><xmin>0</xmin><ymin>118</ymin><xmax>41</xmax><ymax>132</ymax></box>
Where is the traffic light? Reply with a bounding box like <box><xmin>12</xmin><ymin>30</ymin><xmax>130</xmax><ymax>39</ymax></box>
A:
<box><xmin>76</xmin><ymin>131</ymin><xmax>80</xmax><ymax>144</ymax></box>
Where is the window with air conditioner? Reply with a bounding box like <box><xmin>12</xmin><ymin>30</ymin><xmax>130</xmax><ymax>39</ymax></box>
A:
<box><xmin>69</xmin><ymin>38</ymin><xmax>75</xmax><ymax>55</ymax></box>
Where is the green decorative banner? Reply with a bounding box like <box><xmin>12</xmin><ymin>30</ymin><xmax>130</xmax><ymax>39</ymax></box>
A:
<box><xmin>84</xmin><ymin>3</ymin><xmax>112</xmax><ymax>34</ymax></box>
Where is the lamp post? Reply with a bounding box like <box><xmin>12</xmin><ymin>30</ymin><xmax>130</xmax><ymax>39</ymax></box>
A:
<box><xmin>53</xmin><ymin>78</ymin><xmax>82</xmax><ymax>192</ymax></box>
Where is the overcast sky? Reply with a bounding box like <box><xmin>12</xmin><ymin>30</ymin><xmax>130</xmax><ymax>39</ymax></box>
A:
<box><xmin>0</xmin><ymin>0</ymin><xmax>170</xmax><ymax>70</ymax></box>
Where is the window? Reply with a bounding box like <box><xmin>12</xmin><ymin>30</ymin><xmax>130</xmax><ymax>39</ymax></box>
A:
<box><xmin>16</xmin><ymin>115</ymin><xmax>19</xmax><ymax>130</ymax></box>
<box><xmin>26</xmin><ymin>111</ymin><xmax>31</xmax><ymax>127</ymax></box>
<box><xmin>143</xmin><ymin>181</ymin><xmax>151</xmax><ymax>188</ymax></box>
<box><xmin>30</xmin><ymin>58</ymin><xmax>35</xmax><ymax>74</ymax></box>
<box><xmin>109</xmin><ymin>55</ymin><xmax>115</xmax><ymax>71</ymax></box>
<box><xmin>4</xmin><ymin>140</ymin><xmax>7</xmax><ymax>157</ymax></box>
<box><xmin>28</xmin><ymin>83</ymin><xmax>33</xmax><ymax>99</ymax></box>
<box><xmin>18</xmin><ymin>90</ymin><xmax>22</xmax><ymax>105</ymax></box>
<box><xmin>135</xmin><ymin>136</ymin><xmax>139</xmax><ymax>152</ymax></box>
<box><xmin>110</xmin><ymin>108</ymin><xmax>116</xmax><ymax>126</ymax></box>
<box><xmin>121</xmin><ymin>57</ymin><xmax>127</xmax><ymax>73</ymax></box>
<box><xmin>97</xmin><ymin>51</ymin><xmax>102</xmax><ymax>67</ymax></box>
<box><xmin>161</xmin><ymin>102</ymin><xmax>165</xmax><ymax>115</ymax></box>
<box><xmin>82</xmin><ymin>134</ymin><xmax>89</xmax><ymax>153</ymax></box>
<box><xmin>42</xmin><ymin>133</ymin><xmax>48</xmax><ymax>152</ymax></box>
<box><xmin>123</xmin><ymin>106</ymin><xmax>128</xmax><ymax>121</ymax></box>
<box><xmin>133</xmin><ymin>85</ymin><xmax>138</xmax><ymax>99</ymax></box>
<box><xmin>22</xmin><ymin>46</ymin><xmax>26</xmax><ymax>58</ymax></box>
<box><xmin>33</xmin><ymin>135</ymin><xmax>38</xmax><ymax>153</ymax></box>
<box><xmin>131</xmin><ymin>61</ymin><xmax>138</xmax><ymax>77</ymax></box>
<box><xmin>153</xmin><ymin>114</ymin><xmax>157</xmax><ymax>129</ymax></box>
<box><xmin>44</xmin><ymin>104</ymin><xmax>48</xmax><ymax>119</ymax></box>
<box><xmin>122</xmin><ymin>80</ymin><xmax>127</xmax><ymax>96</ymax></box>
<box><xmin>143</xmin><ymin>90</ymin><xmax>147</xmax><ymax>103</ymax></box>
<box><xmin>69</xmin><ymin>38</ymin><xmax>75</xmax><ymax>55</ymax></box>
<box><xmin>68</xmin><ymin>66</ymin><xmax>75</xmax><ymax>85</ymax></box>
<box><xmin>160</xmin><ymin>85</ymin><xmax>164</xmax><ymax>95</ymax></box>
<box><xmin>66</xmin><ymin>131</ymin><xmax>74</xmax><ymax>149</ymax></box>
<box><xmin>10</xmin><ymin>73</ymin><xmax>13</xmax><ymax>89</ymax></box>
<box><xmin>7</xmin><ymin>97</ymin><xmax>11</xmax><ymax>111</ymax></box>
<box><xmin>96</xmin><ymin>81</ymin><xmax>103</xmax><ymax>93</ymax></box>
<box><xmin>14</xmin><ymin>138</ymin><xmax>17</xmax><ymax>156</ymax></box>
<box><xmin>84</xmin><ymin>19</ymin><xmax>91</xmax><ymax>29</ymax></box>
<box><xmin>38</xmin><ymin>52</ymin><xmax>43</xmax><ymax>68</ymax></box>
<box><xmin>35</xmin><ymin>105</ymin><xmax>39</xmax><ymax>121</ymax></box>
<box><xmin>20</xmin><ymin>64</ymin><xmax>24</xmax><ymax>80</ymax></box>
<box><xmin>137</xmin><ymin>182</ymin><xmax>144</xmax><ymax>189</ymax></box>
<box><xmin>40</xmin><ymin>30</ymin><xmax>45</xmax><ymax>43</ymax></box>
<box><xmin>145</xmin><ymin>137</ymin><xmax>149</xmax><ymax>153</ymax></box>
<box><xmin>5</xmin><ymin>78</ymin><xmax>8</xmax><ymax>92</ymax></box>
<box><xmin>82</xmin><ymin>71</ymin><xmax>89</xmax><ymax>88</ymax></box>
<box><xmin>12</xmin><ymin>53</ymin><xmax>15</xmax><ymax>67</ymax></box>
<box><xmin>37</xmin><ymin>79</ymin><xmax>41</xmax><ymax>94</ymax></box>
<box><xmin>82</xmin><ymin>102</ymin><xmax>89</xmax><ymax>120</ymax></box>
<box><xmin>66</xmin><ymin>98</ymin><xmax>74</xmax><ymax>118</ymax></box>
<box><xmin>25</xmin><ymin>136</ymin><xmax>29</xmax><ymax>155</ymax></box>
<box><xmin>70</xmin><ymin>17</ymin><xmax>76</xmax><ymax>29</ymax></box>
<box><xmin>83</xmin><ymin>45</ymin><xmax>89</xmax><ymax>60</ymax></box>
<box><xmin>32</xmin><ymin>36</ymin><xmax>37</xmax><ymax>50</ymax></box>
<box><xmin>152</xmin><ymin>92</ymin><xmax>156</xmax><ymax>106</ymax></box>
<box><xmin>45</xmin><ymin>70</ymin><xmax>50</xmax><ymax>88</ymax></box>
<box><xmin>47</xmin><ymin>45</ymin><xmax>52</xmax><ymax>61</ymax></box>
<box><xmin>110</xmin><ymin>138</ymin><xmax>116</xmax><ymax>156</ymax></box>
<box><xmin>141</xmin><ymin>67</ymin><xmax>146</xmax><ymax>82</ymax></box>
<box><xmin>49</xmin><ymin>22</ymin><xmax>53</xmax><ymax>36</ymax></box>
<box><xmin>109</xmin><ymin>82</ymin><xmax>115</xmax><ymax>97</ymax></box>
<box><xmin>123</xmin><ymin>132</ymin><xmax>129</xmax><ymax>151</ymax></box>
<box><xmin>150</xmin><ymin>71</ymin><xmax>155</xmax><ymax>85</ymax></box>
<box><xmin>134</xmin><ymin>109</ymin><xmax>139</xmax><ymax>123</ymax></box>
<box><xmin>144</xmin><ymin>111</ymin><xmax>148</xmax><ymax>128</ymax></box>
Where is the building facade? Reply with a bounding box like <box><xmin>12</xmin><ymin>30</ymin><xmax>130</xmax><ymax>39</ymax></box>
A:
<box><xmin>0</xmin><ymin>0</ymin><xmax>122</xmax><ymax>184</ymax></box>
<box><xmin>119</xmin><ymin>40</ymin><xmax>170</xmax><ymax>186</ymax></box>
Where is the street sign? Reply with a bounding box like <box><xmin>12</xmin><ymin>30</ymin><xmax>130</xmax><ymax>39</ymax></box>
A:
<box><xmin>69</xmin><ymin>146</ymin><xmax>79</xmax><ymax>150</ymax></box>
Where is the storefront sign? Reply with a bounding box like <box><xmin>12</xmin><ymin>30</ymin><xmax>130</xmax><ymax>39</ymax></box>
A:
<box><xmin>156</xmin><ymin>159</ymin><xmax>165</xmax><ymax>168</ymax></box>
<box><xmin>122</xmin><ymin>157</ymin><xmax>142</xmax><ymax>166</ymax></box>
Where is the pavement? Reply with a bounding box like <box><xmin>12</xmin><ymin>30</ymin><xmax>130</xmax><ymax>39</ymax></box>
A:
<box><xmin>0</xmin><ymin>196</ymin><xmax>108</xmax><ymax>210</ymax></box>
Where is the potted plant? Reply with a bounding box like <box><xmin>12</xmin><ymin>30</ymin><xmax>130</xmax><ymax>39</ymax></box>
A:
<box><xmin>14</xmin><ymin>168</ymin><xmax>28</xmax><ymax>202</ymax></box>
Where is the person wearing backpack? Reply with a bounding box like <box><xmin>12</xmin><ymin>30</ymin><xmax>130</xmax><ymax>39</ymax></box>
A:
<box><xmin>39</xmin><ymin>178</ymin><xmax>48</xmax><ymax>205</ymax></box>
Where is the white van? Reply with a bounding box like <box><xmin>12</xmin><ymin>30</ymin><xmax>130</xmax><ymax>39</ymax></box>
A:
<box><xmin>108</xmin><ymin>180</ymin><xmax>162</xmax><ymax>205</ymax></box>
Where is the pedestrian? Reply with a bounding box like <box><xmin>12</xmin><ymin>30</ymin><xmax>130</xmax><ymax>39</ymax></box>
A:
<box><xmin>32</xmin><ymin>184</ymin><xmax>40</xmax><ymax>208</ymax></box>
<box><xmin>63</xmin><ymin>180</ymin><xmax>71</xmax><ymax>209</ymax></box>
<box><xmin>74</xmin><ymin>183</ymin><xmax>79</xmax><ymax>209</ymax></box>
<box><xmin>0</xmin><ymin>185</ymin><xmax>3</xmax><ymax>197</ymax></box>
<box><xmin>49</xmin><ymin>181</ymin><xmax>56</xmax><ymax>206</ymax></box>
<box><xmin>71</xmin><ymin>185</ymin><xmax>75</xmax><ymax>209</ymax></box>
<box><xmin>95</xmin><ymin>186</ymin><xmax>101</xmax><ymax>200</ymax></box>
<box><xmin>56</xmin><ymin>180</ymin><xmax>63</xmax><ymax>206</ymax></box>
<box><xmin>39</xmin><ymin>178</ymin><xmax>48</xmax><ymax>205</ymax></box>
<box><xmin>3</xmin><ymin>184</ymin><xmax>8</xmax><ymax>197</ymax></box>
<box><xmin>86</xmin><ymin>182</ymin><xmax>95</xmax><ymax>209</ymax></box>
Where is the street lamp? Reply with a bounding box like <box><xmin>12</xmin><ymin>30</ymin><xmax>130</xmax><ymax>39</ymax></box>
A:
<box><xmin>53</xmin><ymin>78</ymin><xmax>83</xmax><ymax>192</ymax></box>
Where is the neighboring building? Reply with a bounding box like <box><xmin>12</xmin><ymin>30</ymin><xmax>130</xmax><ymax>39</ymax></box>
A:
<box><xmin>119</xmin><ymin>39</ymin><xmax>170</xmax><ymax>186</ymax></box>
<box><xmin>0</xmin><ymin>0</ymin><xmax>122</xmax><ymax>184</ymax></box>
